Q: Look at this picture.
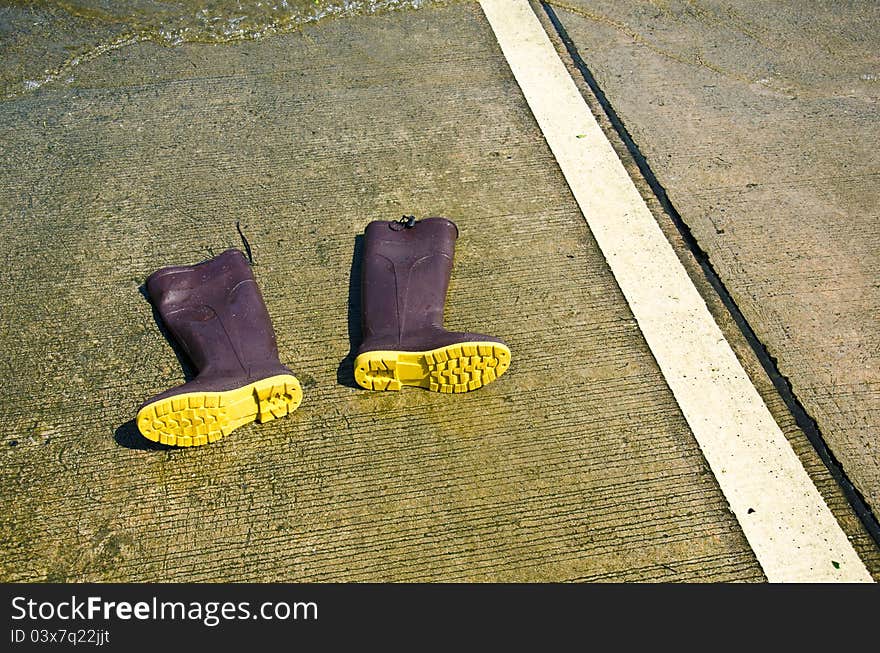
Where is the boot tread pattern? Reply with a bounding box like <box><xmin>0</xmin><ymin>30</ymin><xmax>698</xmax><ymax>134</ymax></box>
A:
<box><xmin>136</xmin><ymin>374</ymin><xmax>302</xmax><ymax>446</ymax></box>
<box><xmin>354</xmin><ymin>343</ymin><xmax>510</xmax><ymax>393</ymax></box>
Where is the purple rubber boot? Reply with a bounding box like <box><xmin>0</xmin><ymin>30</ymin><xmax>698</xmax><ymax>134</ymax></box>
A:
<box><xmin>353</xmin><ymin>216</ymin><xmax>511</xmax><ymax>392</ymax></box>
<box><xmin>136</xmin><ymin>249</ymin><xmax>302</xmax><ymax>446</ymax></box>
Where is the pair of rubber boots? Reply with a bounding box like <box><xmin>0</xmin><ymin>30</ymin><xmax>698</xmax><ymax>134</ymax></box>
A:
<box><xmin>137</xmin><ymin>217</ymin><xmax>512</xmax><ymax>447</ymax></box>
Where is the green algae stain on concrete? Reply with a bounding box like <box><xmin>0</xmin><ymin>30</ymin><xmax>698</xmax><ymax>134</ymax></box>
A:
<box><xmin>1</xmin><ymin>0</ymin><xmax>443</xmax><ymax>98</ymax></box>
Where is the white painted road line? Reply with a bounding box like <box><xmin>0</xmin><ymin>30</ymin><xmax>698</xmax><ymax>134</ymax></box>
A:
<box><xmin>479</xmin><ymin>0</ymin><xmax>872</xmax><ymax>582</ymax></box>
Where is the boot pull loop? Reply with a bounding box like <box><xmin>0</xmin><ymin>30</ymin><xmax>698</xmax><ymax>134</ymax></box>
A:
<box><xmin>390</xmin><ymin>215</ymin><xmax>417</xmax><ymax>231</ymax></box>
<box><xmin>235</xmin><ymin>220</ymin><xmax>255</xmax><ymax>265</ymax></box>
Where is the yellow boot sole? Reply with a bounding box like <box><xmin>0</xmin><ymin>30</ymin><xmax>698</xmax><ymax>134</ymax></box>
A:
<box><xmin>354</xmin><ymin>342</ymin><xmax>511</xmax><ymax>393</ymax></box>
<box><xmin>136</xmin><ymin>374</ymin><xmax>302</xmax><ymax>447</ymax></box>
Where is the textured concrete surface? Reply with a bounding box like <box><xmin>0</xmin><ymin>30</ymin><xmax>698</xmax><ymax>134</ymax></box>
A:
<box><xmin>1</xmin><ymin>1</ymin><xmax>878</xmax><ymax>582</ymax></box>
<box><xmin>548</xmin><ymin>0</ymin><xmax>880</xmax><ymax>516</ymax></box>
<box><xmin>0</xmin><ymin>3</ymin><xmax>772</xmax><ymax>582</ymax></box>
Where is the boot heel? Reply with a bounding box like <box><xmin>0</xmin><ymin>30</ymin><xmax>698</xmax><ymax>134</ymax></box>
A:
<box><xmin>354</xmin><ymin>342</ymin><xmax>511</xmax><ymax>393</ymax></box>
<box><xmin>353</xmin><ymin>356</ymin><xmax>405</xmax><ymax>391</ymax></box>
<box><xmin>137</xmin><ymin>374</ymin><xmax>302</xmax><ymax>446</ymax></box>
<box><xmin>255</xmin><ymin>377</ymin><xmax>304</xmax><ymax>423</ymax></box>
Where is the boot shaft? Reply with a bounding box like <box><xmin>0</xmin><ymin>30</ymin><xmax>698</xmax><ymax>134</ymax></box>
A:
<box><xmin>360</xmin><ymin>217</ymin><xmax>459</xmax><ymax>349</ymax></box>
<box><xmin>146</xmin><ymin>249</ymin><xmax>283</xmax><ymax>381</ymax></box>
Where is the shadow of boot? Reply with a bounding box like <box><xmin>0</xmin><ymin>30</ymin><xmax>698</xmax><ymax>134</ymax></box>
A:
<box><xmin>114</xmin><ymin>419</ymin><xmax>170</xmax><ymax>451</ymax></box>
<box><xmin>336</xmin><ymin>234</ymin><xmax>364</xmax><ymax>389</ymax></box>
